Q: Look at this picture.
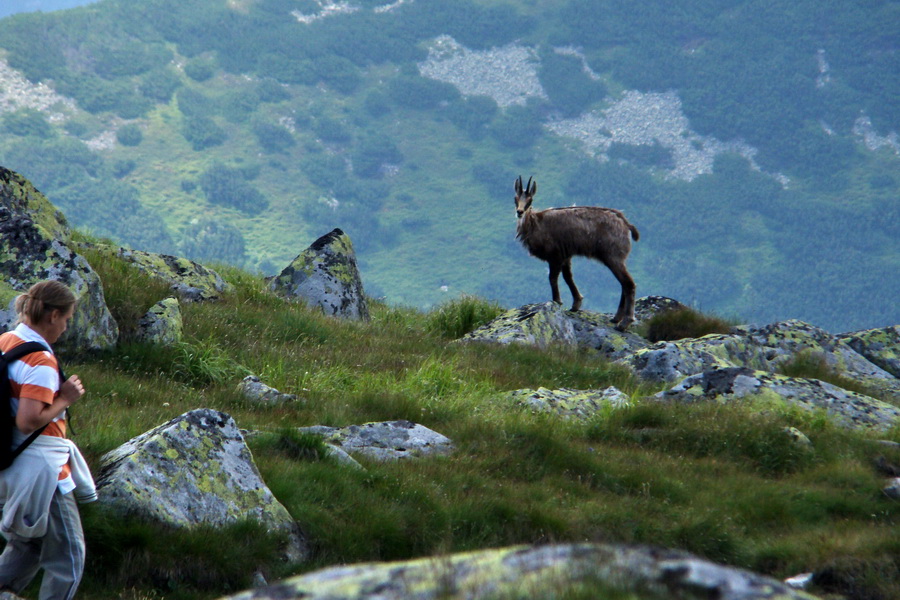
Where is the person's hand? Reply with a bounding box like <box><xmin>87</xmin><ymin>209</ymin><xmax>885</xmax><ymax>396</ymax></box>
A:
<box><xmin>59</xmin><ymin>375</ymin><xmax>85</xmax><ymax>406</ymax></box>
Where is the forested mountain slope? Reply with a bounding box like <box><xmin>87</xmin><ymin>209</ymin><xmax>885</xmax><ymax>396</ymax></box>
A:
<box><xmin>0</xmin><ymin>0</ymin><xmax>897</xmax><ymax>332</ymax></box>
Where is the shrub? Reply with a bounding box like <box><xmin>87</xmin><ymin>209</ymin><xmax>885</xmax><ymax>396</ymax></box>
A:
<box><xmin>111</xmin><ymin>158</ymin><xmax>137</xmax><ymax>178</ymax></box>
<box><xmin>181</xmin><ymin>115</ymin><xmax>227</xmax><ymax>150</ymax></box>
<box><xmin>425</xmin><ymin>295</ymin><xmax>505</xmax><ymax>339</ymax></box>
<box><xmin>138</xmin><ymin>67</ymin><xmax>182</xmax><ymax>102</ymax></box>
<box><xmin>256</xmin><ymin>78</ymin><xmax>291</xmax><ymax>103</ymax></box>
<box><xmin>199</xmin><ymin>162</ymin><xmax>269</xmax><ymax>213</ymax></box>
<box><xmin>184</xmin><ymin>56</ymin><xmax>217</xmax><ymax>82</ymax></box>
<box><xmin>642</xmin><ymin>306</ymin><xmax>736</xmax><ymax>342</ymax></box>
<box><xmin>252</xmin><ymin>120</ymin><xmax>295</xmax><ymax>154</ymax></box>
<box><xmin>352</xmin><ymin>134</ymin><xmax>403</xmax><ymax>178</ymax></box>
<box><xmin>176</xmin><ymin>87</ymin><xmax>216</xmax><ymax>118</ymax></box>
<box><xmin>116</xmin><ymin>124</ymin><xmax>143</xmax><ymax>147</ymax></box>
<box><xmin>387</xmin><ymin>74</ymin><xmax>460</xmax><ymax>110</ymax></box>
<box><xmin>2</xmin><ymin>109</ymin><xmax>54</xmax><ymax>138</ymax></box>
<box><xmin>179</xmin><ymin>217</ymin><xmax>248</xmax><ymax>265</ymax></box>
<box><xmin>538</xmin><ymin>50</ymin><xmax>606</xmax><ymax>117</ymax></box>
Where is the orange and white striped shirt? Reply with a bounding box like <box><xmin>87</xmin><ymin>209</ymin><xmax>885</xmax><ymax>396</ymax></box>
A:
<box><xmin>0</xmin><ymin>323</ymin><xmax>70</xmax><ymax>482</ymax></box>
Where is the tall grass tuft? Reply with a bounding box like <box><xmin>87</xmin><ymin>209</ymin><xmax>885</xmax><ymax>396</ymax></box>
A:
<box><xmin>425</xmin><ymin>295</ymin><xmax>505</xmax><ymax>339</ymax></box>
<box><xmin>172</xmin><ymin>338</ymin><xmax>252</xmax><ymax>386</ymax></box>
<box><xmin>641</xmin><ymin>306</ymin><xmax>737</xmax><ymax>342</ymax></box>
<box><xmin>776</xmin><ymin>350</ymin><xmax>875</xmax><ymax>396</ymax></box>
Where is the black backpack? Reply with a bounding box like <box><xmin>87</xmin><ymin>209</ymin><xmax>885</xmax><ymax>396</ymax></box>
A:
<box><xmin>0</xmin><ymin>341</ymin><xmax>58</xmax><ymax>471</ymax></box>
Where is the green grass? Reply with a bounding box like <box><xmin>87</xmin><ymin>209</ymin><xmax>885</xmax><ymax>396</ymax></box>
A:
<box><xmin>777</xmin><ymin>349</ymin><xmax>878</xmax><ymax>397</ymax></box>
<box><xmin>60</xmin><ymin>252</ymin><xmax>900</xmax><ymax>600</ymax></box>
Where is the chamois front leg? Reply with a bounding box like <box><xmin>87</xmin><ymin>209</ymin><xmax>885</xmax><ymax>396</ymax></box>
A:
<box><xmin>548</xmin><ymin>261</ymin><xmax>563</xmax><ymax>306</ymax></box>
<box><xmin>561</xmin><ymin>259</ymin><xmax>583</xmax><ymax>311</ymax></box>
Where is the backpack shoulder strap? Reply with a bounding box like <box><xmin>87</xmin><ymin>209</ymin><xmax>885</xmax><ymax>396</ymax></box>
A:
<box><xmin>3</xmin><ymin>341</ymin><xmax>54</xmax><ymax>462</ymax></box>
<box><xmin>3</xmin><ymin>341</ymin><xmax>50</xmax><ymax>363</ymax></box>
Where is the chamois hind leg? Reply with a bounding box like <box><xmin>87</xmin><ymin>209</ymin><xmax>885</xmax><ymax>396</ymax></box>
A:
<box><xmin>561</xmin><ymin>258</ymin><xmax>583</xmax><ymax>311</ymax></box>
<box><xmin>548</xmin><ymin>261</ymin><xmax>563</xmax><ymax>306</ymax></box>
<box><xmin>607</xmin><ymin>260</ymin><xmax>636</xmax><ymax>331</ymax></box>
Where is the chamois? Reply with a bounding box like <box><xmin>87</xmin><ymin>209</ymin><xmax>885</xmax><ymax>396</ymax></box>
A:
<box><xmin>514</xmin><ymin>176</ymin><xmax>640</xmax><ymax>331</ymax></box>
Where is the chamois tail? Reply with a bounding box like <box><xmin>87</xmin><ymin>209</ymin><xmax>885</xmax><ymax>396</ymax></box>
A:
<box><xmin>629</xmin><ymin>224</ymin><xmax>640</xmax><ymax>242</ymax></box>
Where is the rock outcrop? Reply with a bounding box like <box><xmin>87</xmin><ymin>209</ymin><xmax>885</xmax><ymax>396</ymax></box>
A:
<box><xmin>237</xmin><ymin>375</ymin><xmax>299</xmax><ymax>405</ymax></box>
<box><xmin>654</xmin><ymin>367</ymin><xmax>900</xmax><ymax>431</ymax></box>
<box><xmin>270</xmin><ymin>228</ymin><xmax>369</xmax><ymax>321</ymax></box>
<box><xmin>113</xmin><ymin>247</ymin><xmax>233</xmax><ymax>301</ymax></box>
<box><xmin>466</xmin><ymin>303</ymin><xmax>900</xmax><ymax>432</ymax></box>
<box><xmin>461</xmin><ymin>300</ymin><xmax>651</xmax><ymax>360</ymax></box>
<box><xmin>298</xmin><ymin>420</ymin><xmax>453</xmax><ymax>461</ymax></box>
<box><xmin>220</xmin><ymin>542</ymin><xmax>819</xmax><ymax>600</ymax></box>
<box><xmin>96</xmin><ymin>409</ymin><xmax>307</xmax><ymax>561</ymax></box>
<box><xmin>841</xmin><ymin>325</ymin><xmax>900</xmax><ymax>379</ymax></box>
<box><xmin>0</xmin><ymin>167</ymin><xmax>117</xmax><ymax>353</ymax></box>
<box><xmin>135</xmin><ymin>297</ymin><xmax>183</xmax><ymax>346</ymax></box>
<box><xmin>508</xmin><ymin>386</ymin><xmax>631</xmax><ymax>419</ymax></box>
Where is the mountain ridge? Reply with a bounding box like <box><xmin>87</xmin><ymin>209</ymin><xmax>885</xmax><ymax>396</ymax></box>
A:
<box><xmin>0</xmin><ymin>0</ymin><xmax>897</xmax><ymax>332</ymax></box>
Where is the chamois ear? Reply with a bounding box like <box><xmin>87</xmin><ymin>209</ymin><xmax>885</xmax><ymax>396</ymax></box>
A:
<box><xmin>515</xmin><ymin>176</ymin><xmax>523</xmax><ymax>195</ymax></box>
<box><xmin>527</xmin><ymin>177</ymin><xmax>536</xmax><ymax>197</ymax></box>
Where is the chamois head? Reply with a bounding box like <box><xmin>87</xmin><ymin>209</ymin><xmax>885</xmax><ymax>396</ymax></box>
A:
<box><xmin>514</xmin><ymin>175</ymin><xmax>537</xmax><ymax>219</ymax></box>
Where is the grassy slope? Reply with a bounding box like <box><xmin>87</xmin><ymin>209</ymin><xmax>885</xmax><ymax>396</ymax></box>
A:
<box><xmin>57</xmin><ymin>245</ymin><xmax>900</xmax><ymax>600</ymax></box>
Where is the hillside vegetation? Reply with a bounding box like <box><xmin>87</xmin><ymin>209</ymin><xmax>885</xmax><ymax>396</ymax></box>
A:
<box><xmin>0</xmin><ymin>0</ymin><xmax>898</xmax><ymax>333</ymax></box>
<box><xmin>45</xmin><ymin>244</ymin><xmax>900</xmax><ymax>600</ymax></box>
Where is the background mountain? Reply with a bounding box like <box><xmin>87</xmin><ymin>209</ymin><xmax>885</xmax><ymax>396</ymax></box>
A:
<box><xmin>0</xmin><ymin>0</ymin><xmax>897</xmax><ymax>332</ymax></box>
<box><xmin>0</xmin><ymin>0</ymin><xmax>97</xmax><ymax>18</ymax></box>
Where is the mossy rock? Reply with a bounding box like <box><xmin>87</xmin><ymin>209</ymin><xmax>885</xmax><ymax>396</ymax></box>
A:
<box><xmin>626</xmin><ymin>320</ymin><xmax>899</xmax><ymax>400</ymax></box>
<box><xmin>270</xmin><ymin>228</ymin><xmax>369</xmax><ymax>321</ymax></box>
<box><xmin>655</xmin><ymin>367</ymin><xmax>900</xmax><ymax>431</ymax></box>
<box><xmin>220</xmin><ymin>542</ymin><xmax>820</xmax><ymax>600</ymax></box>
<box><xmin>97</xmin><ymin>409</ymin><xmax>307</xmax><ymax>561</ymax></box>
<box><xmin>297</xmin><ymin>420</ymin><xmax>453</xmax><ymax>461</ymax></box>
<box><xmin>110</xmin><ymin>246</ymin><xmax>232</xmax><ymax>301</ymax></box>
<box><xmin>0</xmin><ymin>167</ymin><xmax>118</xmax><ymax>353</ymax></box>
<box><xmin>508</xmin><ymin>386</ymin><xmax>631</xmax><ymax>419</ymax></box>
<box><xmin>841</xmin><ymin>325</ymin><xmax>900</xmax><ymax>379</ymax></box>
<box><xmin>462</xmin><ymin>302</ymin><xmax>578</xmax><ymax>348</ymax></box>
<box><xmin>136</xmin><ymin>297</ymin><xmax>183</xmax><ymax>346</ymax></box>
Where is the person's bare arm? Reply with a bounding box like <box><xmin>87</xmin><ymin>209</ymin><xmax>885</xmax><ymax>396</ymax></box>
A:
<box><xmin>15</xmin><ymin>375</ymin><xmax>84</xmax><ymax>434</ymax></box>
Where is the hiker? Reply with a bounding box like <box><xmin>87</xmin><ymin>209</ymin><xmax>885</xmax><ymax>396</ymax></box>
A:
<box><xmin>0</xmin><ymin>280</ymin><xmax>96</xmax><ymax>600</ymax></box>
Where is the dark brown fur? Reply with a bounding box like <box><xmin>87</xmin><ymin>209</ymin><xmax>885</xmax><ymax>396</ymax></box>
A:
<box><xmin>514</xmin><ymin>176</ymin><xmax>639</xmax><ymax>331</ymax></box>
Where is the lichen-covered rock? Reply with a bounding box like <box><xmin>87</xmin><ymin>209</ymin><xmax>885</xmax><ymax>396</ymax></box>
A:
<box><xmin>113</xmin><ymin>247</ymin><xmax>232</xmax><ymax>301</ymax></box>
<box><xmin>633</xmin><ymin>295</ymin><xmax>688</xmax><ymax>324</ymax></box>
<box><xmin>0</xmin><ymin>167</ymin><xmax>118</xmax><ymax>353</ymax></box>
<box><xmin>219</xmin><ymin>543</ymin><xmax>820</xmax><ymax>600</ymax></box>
<box><xmin>624</xmin><ymin>320</ymin><xmax>899</xmax><ymax>399</ymax></box>
<box><xmin>624</xmin><ymin>336</ymin><xmax>736</xmax><ymax>382</ymax></box>
<box><xmin>567</xmin><ymin>309</ymin><xmax>649</xmax><ymax>360</ymax></box>
<box><xmin>841</xmin><ymin>325</ymin><xmax>900</xmax><ymax>379</ymax></box>
<box><xmin>463</xmin><ymin>302</ymin><xmax>648</xmax><ymax>359</ymax></box>
<box><xmin>298</xmin><ymin>420</ymin><xmax>453</xmax><ymax>461</ymax></box>
<box><xmin>884</xmin><ymin>477</ymin><xmax>900</xmax><ymax>500</ymax></box>
<box><xmin>655</xmin><ymin>367</ymin><xmax>900</xmax><ymax>431</ymax></box>
<box><xmin>96</xmin><ymin>409</ymin><xmax>307</xmax><ymax>561</ymax></box>
<box><xmin>508</xmin><ymin>386</ymin><xmax>631</xmax><ymax>419</ymax></box>
<box><xmin>462</xmin><ymin>302</ymin><xmax>577</xmax><ymax>348</ymax></box>
<box><xmin>136</xmin><ymin>297</ymin><xmax>183</xmax><ymax>346</ymax></box>
<box><xmin>270</xmin><ymin>228</ymin><xmax>369</xmax><ymax>321</ymax></box>
<box><xmin>237</xmin><ymin>375</ymin><xmax>299</xmax><ymax>405</ymax></box>
<box><xmin>784</xmin><ymin>427</ymin><xmax>812</xmax><ymax>447</ymax></box>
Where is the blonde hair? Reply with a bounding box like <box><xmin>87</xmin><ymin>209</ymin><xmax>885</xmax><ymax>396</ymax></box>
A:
<box><xmin>15</xmin><ymin>280</ymin><xmax>76</xmax><ymax>325</ymax></box>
